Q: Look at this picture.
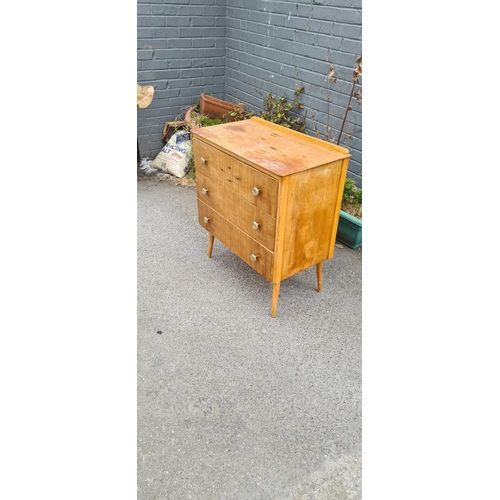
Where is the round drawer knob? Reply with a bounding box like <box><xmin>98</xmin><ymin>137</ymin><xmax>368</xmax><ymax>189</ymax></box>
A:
<box><xmin>203</xmin><ymin>217</ymin><xmax>210</xmax><ymax>224</ymax></box>
<box><xmin>252</xmin><ymin>221</ymin><xmax>260</xmax><ymax>230</ymax></box>
<box><xmin>252</xmin><ymin>187</ymin><xmax>260</xmax><ymax>196</ymax></box>
<box><xmin>202</xmin><ymin>188</ymin><xmax>208</xmax><ymax>195</ymax></box>
<box><xmin>200</xmin><ymin>157</ymin><xmax>206</xmax><ymax>164</ymax></box>
<box><xmin>250</xmin><ymin>253</ymin><xmax>258</xmax><ymax>262</ymax></box>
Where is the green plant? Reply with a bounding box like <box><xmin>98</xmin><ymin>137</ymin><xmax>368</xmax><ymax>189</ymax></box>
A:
<box><xmin>343</xmin><ymin>178</ymin><xmax>362</xmax><ymax>204</ymax></box>
<box><xmin>341</xmin><ymin>178</ymin><xmax>362</xmax><ymax>220</ymax></box>
<box><xmin>259</xmin><ymin>86</ymin><xmax>306</xmax><ymax>132</ymax></box>
<box><xmin>199</xmin><ymin>116</ymin><xmax>225</xmax><ymax>127</ymax></box>
<box><xmin>226</xmin><ymin>100</ymin><xmax>254</xmax><ymax>121</ymax></box>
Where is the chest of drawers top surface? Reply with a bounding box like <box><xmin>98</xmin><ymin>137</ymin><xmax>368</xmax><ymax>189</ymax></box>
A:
<box><xmin>191</xmin><ymin>117</ymin><xmax>350</xmax><ymax>176</ymax></box>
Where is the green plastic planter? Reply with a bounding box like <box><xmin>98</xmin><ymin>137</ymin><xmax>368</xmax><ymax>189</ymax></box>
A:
<box><xmin>336</xmin><ymin>210</ymin><xmax>362</xmax><ymax>249</ymax></box>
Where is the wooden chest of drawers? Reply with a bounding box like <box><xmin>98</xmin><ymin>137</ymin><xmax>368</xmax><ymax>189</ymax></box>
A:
<box><xmin>191</xmin><ymin>117</ymin><xmax>351</xmax><ymax>317</ymax></box>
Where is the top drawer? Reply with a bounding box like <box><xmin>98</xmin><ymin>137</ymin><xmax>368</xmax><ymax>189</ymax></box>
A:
<box><xmin>193</xmin><ymin>138</ymin><xmax>279</xmax><ymax>217</ymax></box>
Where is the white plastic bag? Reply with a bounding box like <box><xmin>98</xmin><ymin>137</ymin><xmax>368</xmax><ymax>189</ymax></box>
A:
<box><xmin>139</xmin><ymin>157</ymin><xmax>157</xmax><ymax>175</ymax></box>
<box><xmin>151</xmin><ymin>130</ymin><xmax>192</xmax><ymax>178</ymax></box>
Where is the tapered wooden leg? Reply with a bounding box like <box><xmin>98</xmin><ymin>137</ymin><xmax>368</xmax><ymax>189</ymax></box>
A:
<box><xmin>207</xmin><ymin>234</ymin><xmax>214</xmax><ymax>258</ymax></box>
<box><xmin>316</xmin><ymin>262</ymin><xmax>323</xmax><ymax>292</ymax></box>
<box><xmin>271</xmin><ymin>282</ymin><xmax>281</xmax><ymax>318</ymax></box>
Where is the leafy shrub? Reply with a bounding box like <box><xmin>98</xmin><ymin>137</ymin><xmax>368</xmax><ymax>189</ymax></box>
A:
<box><xmin>341</xmin><ymin>178</ymin><xmax>362</xmax><ymax>219</ymax></box>
<box><xmin>259</xmin><ymin>86</ymin><xmax>306</xmax><ymax>132</ymax></box>
<box><xmin>199</xmin><ymin>116</ymin><xmax>225</xmax><ymax>127</ymax></box>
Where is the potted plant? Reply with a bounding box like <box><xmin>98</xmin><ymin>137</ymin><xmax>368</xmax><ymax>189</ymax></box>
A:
<box><xmin>185</xmin><ymin>93</ymin><xmax>249</xmax><ymax>123</ymax></box>
<box><xmin>162</xmin><ymin>94</ymin><xmax>247</xmax><ymax>143</ymax></box>
<box><xmin>337</xmin><ymin>177</ymin><xmax>362</xmax><ymax>249</ymax></box>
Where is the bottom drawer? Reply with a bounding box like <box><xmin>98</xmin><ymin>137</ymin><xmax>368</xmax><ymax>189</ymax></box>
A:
<box><xmin>197</xmin><ymin>199</ymin><xmax>274</xmax><ymax>282</ymax></box>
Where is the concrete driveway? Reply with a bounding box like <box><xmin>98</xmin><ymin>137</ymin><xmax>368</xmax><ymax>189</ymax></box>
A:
<box><xmin>137</xmin><ymin>176</ymin><xmax>362</xmax><ymax>499</ymax></box>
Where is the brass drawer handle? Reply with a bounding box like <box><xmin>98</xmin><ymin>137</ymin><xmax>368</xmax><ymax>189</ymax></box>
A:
<box><xmin>203</xmin><ymin>217</ymin><xmax>210</xmax><ymax>224</ymax></box>
<box><xmin>252</xmin><ymin>221</ymin><xmax>260</xmax><ymax>230</ymax></box>
<box><xmin>252</xmin><ymin>187</ymin><xmax>260</xmax><ymax>196</ymax></box>
<box><xmin>200</xmin><ymin>157</ymin><xmax>207</xmax><ymax>164</ymax></box>
<box><xmin>201</xmin><ymin>188</ymin><xmax>208</xmax><ymax>195</ymax></box>
<box><xmin>250</xmin><ymin>253</ymin><xmax>258</xmax><ymax>262</ymax></box>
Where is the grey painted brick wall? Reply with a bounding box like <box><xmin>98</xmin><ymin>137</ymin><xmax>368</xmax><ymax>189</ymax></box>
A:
<box><xmin>224</xmin><ymin>0</ymin><xmax>362</xmax><ymax>186</ymax></box>
<box><xmin>137</xmin><ymin>0</ymin><xmax>362</xmax><ymax>186</ymax></box>
<box><xmin>137</xmin><ymin>0</ymin><xmax>227</xmax><ymax>158</ymax></box>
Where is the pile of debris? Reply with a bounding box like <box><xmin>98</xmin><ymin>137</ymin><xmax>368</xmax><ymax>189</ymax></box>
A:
<box><xmin>137</xmin><ymin>84</ymin><xmax>194</xmax><ymax>181</ymax></box>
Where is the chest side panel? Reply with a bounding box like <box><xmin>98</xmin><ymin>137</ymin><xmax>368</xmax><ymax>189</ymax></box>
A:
<box><xmin>280</xmin><ymin>161</ymin><xmax>345</xmax><ymax>280</ymax></box>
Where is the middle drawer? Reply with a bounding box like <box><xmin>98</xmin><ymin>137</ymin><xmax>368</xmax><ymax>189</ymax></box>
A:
<box><xmin>196</xmin><ymin>172</ymin><xmax>276</xmax><ymax>251</ymax></box>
